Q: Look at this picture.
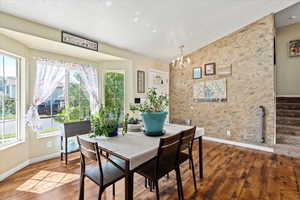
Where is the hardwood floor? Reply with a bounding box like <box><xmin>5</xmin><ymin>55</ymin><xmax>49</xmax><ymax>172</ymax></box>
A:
<box><xmin>1</xmin><ymin>141</ymin><xmax>300</xmax><ymax>200</ymax></box>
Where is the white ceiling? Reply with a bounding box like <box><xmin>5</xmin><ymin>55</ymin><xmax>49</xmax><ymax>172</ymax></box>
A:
<box><xmin>275</xmin><ymin>1</ymin><xmax>300</xmax><ymax>27</ymax></box>
<box><xmin>0</xmin><ymin>0</ymin><xmax>299</xmax><ymax>62</ymax></box>
<box><xmin>0</xmin><ymin>28</ymin><xmax>123</xmax><ymax>61</ymax></box>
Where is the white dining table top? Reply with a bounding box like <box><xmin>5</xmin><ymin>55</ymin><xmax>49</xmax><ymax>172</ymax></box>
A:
<box><xmin>81</xmin><ymin>123</ymin><xmax>204</xmax><ymax>170</ymax></box>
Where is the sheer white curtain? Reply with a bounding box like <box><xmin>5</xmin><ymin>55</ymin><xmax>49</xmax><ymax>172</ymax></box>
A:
<box><xmin>78</xmin><ymin>65</ymin><xmax>100</xmax><ymax>113</ymax></box>
<box><xmin>26</xmin><ymin>59</ymin><xmax>66</xmax><ymax>131</ymax></box>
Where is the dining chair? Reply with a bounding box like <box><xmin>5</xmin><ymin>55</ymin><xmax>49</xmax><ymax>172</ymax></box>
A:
<box><xmin>178</xmin><ymin>126</ymin><xmax>197</xmax><ymax>196</ymax></box>
<box><xmin>77</xmin><ymin>136</ymin><xmax>125</xmax><ymax>200</ymax></box>
<box><xmin>135</xmin><ymin>133</ymin><xmax>184</xmax><ymax>200</ymax></box>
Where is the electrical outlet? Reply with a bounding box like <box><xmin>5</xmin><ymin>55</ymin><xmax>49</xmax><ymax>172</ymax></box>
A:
<box><xmin>227</xmin><ymin>130</ymin><xmax>231</xmax><ymax>137</ymax></box>
<box><xmin>47</xmin><ymin>141</ymin><xmax>52</xmax><ymax>148</ymax></box>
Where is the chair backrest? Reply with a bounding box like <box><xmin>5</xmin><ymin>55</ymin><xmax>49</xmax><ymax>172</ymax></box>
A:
<box><xmin>170</xmin><ymin>118</ymin><xmax>192</xmax><ymax>126</ymax></box>
<box><xmin>180</xmin><ymin>126</ymin><xmax>196</xmax><ymax>152</ymax></box>
<box><xmin>156</xmin><ymin>133</ymin><xmax>182</xmax><ymax>176</ymax></box>
<box><xmin>63</xmin><ymin>120</ymin><xmax>91</xmax><ymax>138</ymax></box>
<box><xmin>77</xmin><ymin>136</ymin><xmax>104</xmax><ymax>185</ymax></box>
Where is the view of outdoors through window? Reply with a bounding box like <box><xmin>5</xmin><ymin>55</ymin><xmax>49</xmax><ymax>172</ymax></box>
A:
<box><xmin>0</xmin><ymin>53</ymin><xmax>19</xmax><ymax>146</ymax></box>
<box><xmin>104</xmin><ymin>72</ymin><xmax>125</xmax><ymax>118</ymax></box>
<box><xmin>38</xmin><ymin>68</ymin><xmax>91</xmax><ymax>135</ymax></box>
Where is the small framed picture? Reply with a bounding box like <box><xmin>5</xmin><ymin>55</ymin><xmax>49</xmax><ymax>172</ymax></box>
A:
<box><xmin>137</xmin><ymin>70</ymin><xmax>145</xmax><ymax>93</ymax></box>
<box><xmin>193</xmin><ymin>67</ymin><xmax>202</xmax><ymax>79</ymax></box>
<box><xmin>289</xmin><ymin>40</ymin><xmax>300</xmax><ymax>57</ymax></box>
<box><xmin>204</xmin><ymin>63</ymin><xmax>216</xmax><ymax>76</ymax></box>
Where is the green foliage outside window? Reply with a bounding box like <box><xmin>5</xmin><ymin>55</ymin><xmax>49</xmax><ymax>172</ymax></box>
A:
<box><xmin>104</xmin><ymin>72</ymin><xmax>124</xmax><ymax>115</ymax></box>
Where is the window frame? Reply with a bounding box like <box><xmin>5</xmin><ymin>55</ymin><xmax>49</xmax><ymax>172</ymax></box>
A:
<box><xmin>102</xmin><ymin>69</ymin><xmax>126</xmax><ymax>115</ymax></box>
<box><xmin>0</xmin><ymin>51</ymin><xmax>23</xmax><ymax>149</ymax></box>
<box><xmin>37</xmin><ymin>65</ymin><xmax>92</xmax><ymax>138</ymax></box>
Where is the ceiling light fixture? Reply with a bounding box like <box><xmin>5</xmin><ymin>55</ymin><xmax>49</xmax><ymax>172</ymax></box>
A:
<box><xmin>171</xmin><ymin>45</ymin><xmax>191</xmax><ymax>68</ymax></box>
<box><xmin>288</xmin><ymin>16</ymin><xmax>297</xmax><ymax>20</ymax></box>
<box><xmin>133</xmin><ymin>17</ymin><xmax>139</xmax><ymax>23</ymax></box>
<box><xmin>105</xmin><ymin>1</ymin><xmax>112</xmax><ymax>7</ymax></box>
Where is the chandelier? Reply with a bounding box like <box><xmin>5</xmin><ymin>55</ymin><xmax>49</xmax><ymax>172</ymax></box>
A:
<box><xmin>171</xmin><ymin>45</ymin><xmax>191</xmax><ymax>68</ymax></box>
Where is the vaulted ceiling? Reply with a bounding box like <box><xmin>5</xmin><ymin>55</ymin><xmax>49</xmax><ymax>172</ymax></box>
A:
<box><xmin>0</xmin><ymin>0</ymin><xmax>299</xmax><ymax>62</ymax></box>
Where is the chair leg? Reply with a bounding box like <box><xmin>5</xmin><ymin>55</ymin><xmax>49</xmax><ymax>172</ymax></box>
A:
<box><xmin>190</xmin><ymin>158</ymin><xmax>197</xmax><ymax>192</ymax></box>
<box><xmin>112</xmin><ymin>183</ymin><xmax>115</xmax><ymax>196</ymax></box>
<box><xmin>98</xmin><ymin>188</ymin><xmax>103</xmax><ymax>200</ymax></box>
<box><xmin>79</xmin><ymin>175</ymin><xmax>85</xmax><ymax>200</ymax></box>
<box><xmin>176</xmin><ymin>168</ymin><xmax>184</xmax><ymax>200</ymax></box>
<box><xmin>155</xmin><ymin>181</ymin><xmax>160</xmax><ymax>200</ymax></box>
<box><xmin>145</xmin><ymin>178</ymin><xmax>147</xmax><ymax>188</ymax></box>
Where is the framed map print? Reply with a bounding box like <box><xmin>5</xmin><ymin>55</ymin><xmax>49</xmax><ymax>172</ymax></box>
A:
<box><xmin>193</xmin><ymin>79</ymin><xmax>227</xmax><ymax>102</ymax></box>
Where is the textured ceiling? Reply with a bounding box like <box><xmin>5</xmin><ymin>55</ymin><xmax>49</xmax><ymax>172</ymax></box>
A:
<box><xmin>276</xmin><ymin>1</ymin><xmax>300</xmax><ymax>27</ymax></box>
<box><xmin>0</xmin><ymin>0</ymin><xmax>299</xmax><ymax>61</ymax></box>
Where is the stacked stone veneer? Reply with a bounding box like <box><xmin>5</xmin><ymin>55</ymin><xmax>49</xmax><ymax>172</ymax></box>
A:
<box><xmin>169</xmin><ymin>15</ymin><xmax>276</xmax><ymax>145</ymax></box>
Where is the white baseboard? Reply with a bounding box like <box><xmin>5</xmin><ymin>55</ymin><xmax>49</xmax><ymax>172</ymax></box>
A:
<box><xmin>203</xmin><ymin>136</ymin><xmax>274</xmax><ymax>153</ymax></box>
<box><xmin>0</xmin><ymin>160</ymin><xmax>29</xmax><ymax>182</ymax></box>
<box><xmin>277</xmin><ymin>95</ymin><xmax>300</xmax><ymax>98</ymax></box>
<box><xmin>0</xmin><ymin>152</ymin><xmax>60</xmax><ymax>182</ymax></box>
<box><xmin>29</xmin><ymin>152</ymin><xmax>60</xmax><ymax>165</ymax></box>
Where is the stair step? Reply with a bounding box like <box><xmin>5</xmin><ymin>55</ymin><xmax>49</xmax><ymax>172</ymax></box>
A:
<box><xmin>276</xmin><ymin>103</ymin><xmax>300</xmax><ymax>110</ymax></box>
<box><xmin>277</xmin><ymin>125</ymin><xmax>300</xmax><ymax>136</ymax></box>
<box><xmin>277</xmin><ymin>133</ymin><xmax>300</xmax><ymax>145</ymax></box>
<box><xmin>277</xmin><ymin>109</ymin><xmax>300</xmax><ymax>118</ymax></box>
<box><xmin>277</xmin><ymin>97</ymin><xmax>300</xmax><ymax>103</ymax></box>
<box><xmin>274</xmin><ymin>144</ymin><xmax>300</xmax><ymax>158</ymax></box>
<box><xmin>276</xmin><ymin>117</ymin><xmax>300</xmax><ymax>126</ymax></box>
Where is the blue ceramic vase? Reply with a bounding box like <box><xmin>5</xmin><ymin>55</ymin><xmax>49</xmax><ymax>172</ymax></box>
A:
<box><xmin>141</xmin><ymin>111</ymin><xmax>168</xmax><ymax>136</ymax></box>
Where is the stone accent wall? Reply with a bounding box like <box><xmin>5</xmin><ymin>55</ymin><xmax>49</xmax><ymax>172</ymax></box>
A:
<box><xmin>170</xmin><ymin>15</ymin><xmax>275</xmax><ymax>145</ymax></box>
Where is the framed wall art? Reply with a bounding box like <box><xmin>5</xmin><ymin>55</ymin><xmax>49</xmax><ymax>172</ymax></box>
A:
<box><xmin>289</xmin><ymin>39</ymin><xmax>300</xmax><ymax>57</ymax></box>
<box><xmin>193</xmin><ymin>67</ymin><xmax>202</xmax><ymax>79</ymax></box>
<box><xmin>204</xmin><ymin>63</ymin><xmax>216</xmax><ymax>75</ymax></box>
<box><xmin>61</xmin><ymin>31</ymin><xmax>98</xmax><ymax>51</ymax></box>
<box><xmin>137</xmin><ymin>70</ymin><xmax>145</xmax><ymax>93</ymax></box>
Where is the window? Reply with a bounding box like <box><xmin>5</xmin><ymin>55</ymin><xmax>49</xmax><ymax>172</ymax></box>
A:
<box><xmin>104</xmin><ymin>71</ymin><xmax>125</xmax><ymax>117</ymax></box>
<box><xmin>68</xmin><ymin>68</ymin><xmax>90</xmax><ymax>120</ymax></box>
<box><xmin>0</xmin><ymin>53</ymin><xmax>21</xmax><ymax>146</ymax></box>
<box><xmin>38</xmin><ymin>67</ymin><xmax>91</xmax><ymax>135</ymax></box>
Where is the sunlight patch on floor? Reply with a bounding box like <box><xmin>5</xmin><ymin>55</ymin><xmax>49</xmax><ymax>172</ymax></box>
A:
<box><xmin>17</xmin><ymin>170</ymin><xmax>79</xmax><ymax>194</ymax></box>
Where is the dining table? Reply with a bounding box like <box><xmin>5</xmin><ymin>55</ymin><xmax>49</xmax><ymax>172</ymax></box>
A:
<box><xmin>81</xmin><ymin>123</ymin><xmax>204</xmax><ymax>200</ymax></box>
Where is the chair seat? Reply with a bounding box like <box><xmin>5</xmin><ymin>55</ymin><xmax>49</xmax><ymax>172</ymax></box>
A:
<box><xmin>135</xmin><ymin>155</ymin><xmax>178</xmax><ymax>180</ymax></box>
<box><xmin>85</xmin><ymin>162</ymin><xmax>125</xmax><ymax>187</ymax></box>
<box><xmin>179</xmin><ymin>152</ymin><xmax>190</xmax><ymax>164</ymax></box>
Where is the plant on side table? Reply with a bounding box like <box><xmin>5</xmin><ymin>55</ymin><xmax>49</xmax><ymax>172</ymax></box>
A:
<box><xmin>130</xmin><ymin>88</ymin><xmax>168</xmax><ymax>136</ymax></box>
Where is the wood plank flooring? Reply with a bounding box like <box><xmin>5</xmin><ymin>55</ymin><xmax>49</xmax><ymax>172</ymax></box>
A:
<box><xmin>1</xmin><ymin>141</ymin><xmax>300</xmax><ymax>200</ymax></box>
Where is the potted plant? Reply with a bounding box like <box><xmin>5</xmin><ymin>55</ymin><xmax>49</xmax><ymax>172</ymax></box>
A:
<box><xmin>127</xmin><ymin>117</ymin><xmax>142</xmax><ymax>132</ymax></box>
<box><xmin>90</xmin><ymin>106</ymin><xmax>121</xmax><ymax>138</ymax></box>
<box><xmin>130</xmin><ymin>88</ymin><xmax>168</xmax><ymax>136</ymax></box>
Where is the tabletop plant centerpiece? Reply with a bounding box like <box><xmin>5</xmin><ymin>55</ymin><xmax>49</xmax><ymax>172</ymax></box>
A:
<box><xmin>90</xmin><ymin>106</ymin><xmax>120</xmax><ymax>138</ymax></box>
<box><xmin>130</xmin><ymin>88</ymin><xmax>168</xmax><ymax>136</ymax></box>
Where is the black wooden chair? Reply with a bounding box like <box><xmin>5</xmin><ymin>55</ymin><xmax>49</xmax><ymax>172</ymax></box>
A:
<box><xmin>77</xmin><ymin>136</ymin><xmax>125</xmax><ymax>200</ymax></box>
<box><xmin>134</xmin><ymin>133</ymin><xmax>184</xmax><ymax>200</ymax></box>
<box><xmin>178</xmin><ymin>126</ymin><xmax>197</xmax><ymax>198</ymax></box>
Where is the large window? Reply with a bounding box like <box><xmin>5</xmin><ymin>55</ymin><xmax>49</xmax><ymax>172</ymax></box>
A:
<box><xmin>38</xmin><ymin>67</ymin><xmax>91</xmax><ymax>135</ymax></box>
<box><xmin>0</xmin><ymin>53</ymin><xmax>20</xmax><ymax>146</ymax></box>
<box><xmin>104</xmin><ymin>71</ymin><xmax>125</xmax><ymax>117</ymax></box>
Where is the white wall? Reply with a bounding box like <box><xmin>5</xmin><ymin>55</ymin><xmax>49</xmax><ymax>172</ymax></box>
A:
<box><xmin>276</xmin><ymin>23</ymin><xmax>300</xmax><ymax>96</ymax></box>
